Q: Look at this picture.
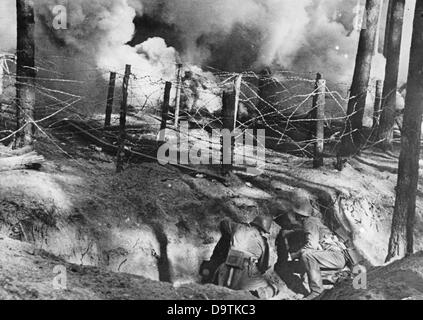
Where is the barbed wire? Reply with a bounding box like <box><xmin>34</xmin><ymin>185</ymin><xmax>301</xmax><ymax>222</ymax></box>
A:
<box><xmin>0</xmin><ymin>52</ymin><xmax>398</xmax><ymax>168</ymax></box>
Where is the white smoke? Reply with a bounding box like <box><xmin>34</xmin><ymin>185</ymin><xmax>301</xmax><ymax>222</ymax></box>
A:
<box><xmin>0</xmin><ymin>0</ymin><xmax>16</xmax><ymax>53</ymax></box>
<box><xmin>36</xmin><ymin>0</ymin><xmax>177</xmax><ymax>78</ymax></box>
<box><xmin>0</xmin><ymin>0</ymin><xmax>181</xmax><ymax>111</ymax></box>
<box><xmin>0</xmin><ymin>0</ymin><xmax>416</xmax><ymax>112</ymax></box>
<box><xmin>140</xmin><ymin>0</ymin><xmax>315</xmax><ymax>67</ymax></box>
<box><xmin>137</xmin><ymin>0</ymin><xmax>364</xmax><ymax>81</ymax></box>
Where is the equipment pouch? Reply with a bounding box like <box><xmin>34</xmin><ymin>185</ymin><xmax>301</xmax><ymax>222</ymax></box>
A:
<box><xmin>226</xmin><ymin>249</ymin><xmax>246</xmax><ymax>269</ymax></box>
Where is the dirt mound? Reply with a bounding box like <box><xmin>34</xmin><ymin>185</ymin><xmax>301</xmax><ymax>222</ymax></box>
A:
<box><xmin>1</xmin><ymin>130</ymin><xmax>423</xmax><ymax>300</ymax></box>
<box><xmin>322</xmin><ymin>252</ymin><xmax>423</xmax><ymax>300</ymax></box>
<box><xmin>256</xmin><ymin>146</ymin><xmax>423</xmax><ymax>266</ymax></box>
<box><xmin>0</xmin><ymin>237</ymin><xmax>254</xmax><ymax>300</ymax></box>
<box><xmin>0</xmin><ymin>137</ymin><xmax>289</xmax><ymax>291</ymax></box>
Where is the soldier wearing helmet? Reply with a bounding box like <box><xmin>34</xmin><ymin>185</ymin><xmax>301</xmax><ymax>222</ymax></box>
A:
<box><xmin>203</xmin><ymin>215</ymin><xmax>278</xmax><ymax>299</ymax></box>
<box><xmin>275</xmin><ymin>190</ymin><xmax>347</xmax><ymax>300</ymax></box>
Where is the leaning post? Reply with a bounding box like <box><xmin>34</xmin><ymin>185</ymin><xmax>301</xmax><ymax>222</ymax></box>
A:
<box><xmin>116</xmin><ymin>64</ymin><xmax>131</xmax><ymax>173</ymax></box>
<box><xmin>104</xmin><ymin>71</ymin><xmax>117</xmax><ymax>128</ymax></box>
<box><xmin>221</xmin><ymin>87</ymin><xmax>237</xmax><ymax>175</ymax></box>
<box><xmin>0</xmin><ymin>54</ymin><xmax>4</xmax><ymax>97</ymax></box>
<box><xmin>174</xmin><ymin>64</ymin><xmax>183</xmax><ymax>128</ymax></box>
<box><xmin>159</xmin><ymin>82</ymin><xmax>172</xmax><ymax>142</ymax></box>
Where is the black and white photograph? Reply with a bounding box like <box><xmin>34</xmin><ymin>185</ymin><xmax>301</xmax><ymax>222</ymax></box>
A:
<box><xmin>0</xmin><ymin>0</ymin><xmax>422</xmax><ymax>305</ymax></box>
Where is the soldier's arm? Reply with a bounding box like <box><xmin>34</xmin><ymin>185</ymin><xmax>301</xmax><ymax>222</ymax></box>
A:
<box><xmin>300</xmin><ymin>219</ymin><xmax>320</xmax><ymax>251</ymax></box>
<box><xmin>209</xmin><ymin>233</ymin><xmax>230</xmax><ymax>266</ymax></box>
<box><xmin>208</xmin><ymin>219</ymin><xmax>234</xmax><ymax>266</ymax></box>
<box><xmin>258</xmin><ymin>237</ymin><xmax>271</xmax><ymax>273</ymax></box>
<box><xmin>219</xmin><ymin>218</ymin><xmax>235</xmax><ymax>236</ymax></box>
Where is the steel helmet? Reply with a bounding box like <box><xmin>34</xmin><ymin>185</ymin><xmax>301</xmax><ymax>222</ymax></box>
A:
<box><xmin>290</xmin><ymin>190</ymin><xmax>313</xmax><ymax>217</ymax></box>
<box><xmin>250</xmin><ymin>215</ymin><xmax>273</xmax><ymax>234</ymax></box>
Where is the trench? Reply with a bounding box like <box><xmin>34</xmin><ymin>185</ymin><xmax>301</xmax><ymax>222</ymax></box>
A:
<box><xmin>0</xmin><ymin>179</ymin><xmax>388</xmax><ymax>291</ymax></box>
<box><xmin>0</xmin><ymin>198</ymin><xmax>213</xmax><ymax>284</ymax></box>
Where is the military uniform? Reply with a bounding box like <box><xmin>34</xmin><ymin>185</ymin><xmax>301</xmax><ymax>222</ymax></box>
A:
<box><xmin>208</xmin><ymin>218</ymin><xmax>276</xmax><ymax>299</ymax></box>
<box><xmin>299</xmin><ymin>216</ymin><xmax>347</xmax><ymax>295</ymax></box>
<box><xmin>275</xmin><ymin>190</ymin><xmax>348</xmax><ymax>299</ymax></box>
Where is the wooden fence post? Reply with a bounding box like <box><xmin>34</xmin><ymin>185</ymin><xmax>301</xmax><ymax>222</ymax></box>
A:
<box><xmin>116</xmin><ymin>64</ymin><xmax>131</xmax><ymax>173</ymax></box>
<box><xmin>0</xmin><ymin>55</ymin><xmax>4</xmax><ymax>97</ymax></box>
<box><xmin>221</xmin><ymin>91</ymin><xmax>233</xmax><ymax>174</ymax></box>
<box><xmin>311</xmin><ymin>73</ymin><xmax>326</xmax><ymax>169</ymax></box>
<box><xmin>104</xmin><ymin>71</ymin><xmax>116</xmax><ymax>128</ymax></box>
<box><xmin>159</xmin><ymin>82</ymin><xmax>172</xmax><ymax>142</ymax></box>
<box><xmin>174</xmin><ymin>64</ymin><xmax>183</xmax><ymax>128</ymax></box>
<box><xmin>373</xmin><ymin>79</ymin><xmax>383</xmax><ymax>130</ymax></box>
<box><xmin>233</xmin><ymin>74</ymin><xmax>242</xmax><ymax>130</ymax></box>
<box><xmin>221</xmin><ymin>75</ymin><xmax>242</xmax><ymax>175</ymax></box>
<box><xmin>386</xmin><ymin>0</ymin><xmax>423</xmax><ymax>260</ymax></box>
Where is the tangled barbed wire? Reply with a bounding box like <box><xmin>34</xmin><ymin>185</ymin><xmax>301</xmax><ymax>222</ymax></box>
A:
<box><xmin>0</xmin><ymin>52</ymin><xmax>390</xmax><ymax>168</ymax></box>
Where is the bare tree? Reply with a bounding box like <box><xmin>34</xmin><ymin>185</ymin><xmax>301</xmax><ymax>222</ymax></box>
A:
<box><xmin>339</xmin><ymin>0</ymin><xmax>381</xmax><ymax>158</ymax></box>
<box><xmin>376</xmin><ymin>0</ymin><xmax>405</xmax><ymax>150</ymax></box>
<box><xmin>14</xmin><ymin>0</ymin><xmax>36</xmax><ymax>148</ymax></box>
<box><xmin>386</xmin><ymin>0</ymin><xmax>423</xmax><ymax>262</ymax></box>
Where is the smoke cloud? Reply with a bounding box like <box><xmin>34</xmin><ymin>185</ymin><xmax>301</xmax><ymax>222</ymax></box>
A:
<box><xmin>0</xmin><ymin>0</ymin><xmax>17</xmax><ymax>52</ymax></box>
<box><xmin>137</xmin><ymin>0</ymin><xmax>362</xmax><ymax>82</ymax></box>
<box><xmin>0</xmin><ymin>0</ymin><xmax>416</xmax><ymax>113</ymax></box>
<box><xmin>36</xmin><ymin>0</ymin><xmax>177</xmax><ymax>78</ymax></box>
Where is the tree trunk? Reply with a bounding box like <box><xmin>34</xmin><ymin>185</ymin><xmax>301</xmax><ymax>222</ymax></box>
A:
<box><xmin>386</xmin><ymin>1</ymin><xmax>423</xmax><ymax>262</ymax></box>
<box><xmin>383</xmin><ymin>0</ymin><xmax>394</xmax><ymax>55</ymax></box>
<box><xmin>15</xmin><ymin>0</ymin><xmax>36</xmax><ymax>148</ymax></box>
<box><xmin>340</xmin><ymin>0</ymin><xmax>381</xmax><ymax>156</ymax></box>
<box><xmin>0</xmin><ymin>55</ymin><xmax>4</xmax><ymax>97</ymax></box>
<box><xmin>377</xmin><ymin>0</ymin><xmax>405</xmax><ymax>150</ymax></box>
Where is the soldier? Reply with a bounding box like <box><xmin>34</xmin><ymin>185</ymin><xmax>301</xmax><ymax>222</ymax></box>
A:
<box><xmin>275</xmin><ymin>190</ymin><xmax>349</xmax><ymax>300</ymax></box>
<box><xmin>205</xmin><ymin>215</ymin><xmax>278</xmax><ymax>299</ymax></box>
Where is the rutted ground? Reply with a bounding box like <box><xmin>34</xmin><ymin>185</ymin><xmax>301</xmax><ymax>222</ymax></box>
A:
<box><xmin>322</xmin><ymin>252</ymin><xmax>423</xmax><ymax>300</ymax></box>
<box><xmin>0</xmin><ymin>237</ymin><xmax>253</xmax><ymax>300</ymax></box>
<box><xmin>1</xmin><ymin>131</ymin><xmax>423</xmax><ymax>299</ymax></box>
<box><xmin>0</xmin><ymin>136</ymin><xmax>285</xmax><ymax>290</ymax></box>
